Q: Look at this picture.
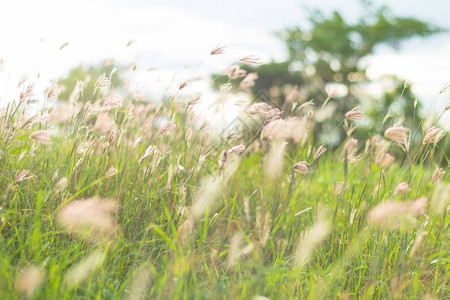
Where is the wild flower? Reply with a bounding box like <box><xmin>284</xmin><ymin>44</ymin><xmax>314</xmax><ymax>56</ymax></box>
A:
<box><xmin>293</xmin><ymin>161</ymin><xmax>309</xmax><ymax>175</ymax></box>
<box><xmin>394</xmin><ymin>182</ymin><xmax>410</xmax><ymax>195</ymax></box>
<box><xmin>422</xmin><ymin>126</ymin><xmax>445</xmax><ymax>144</ymax></box>
<box><xmin>345</xmin><ymin>106</ymin><xmax>363</xmax><ymax>121</ymax></box>
<box><xmin>431</xmin><ymin>167</ymin><xmax>445</xmax><ymax>184</ymax></box>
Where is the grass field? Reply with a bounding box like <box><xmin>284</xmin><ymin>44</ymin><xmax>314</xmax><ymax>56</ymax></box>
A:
<box><xmin>0</xmin><ymin>75</ymin><xmax>448</xmax><ymax>299</ymax></box>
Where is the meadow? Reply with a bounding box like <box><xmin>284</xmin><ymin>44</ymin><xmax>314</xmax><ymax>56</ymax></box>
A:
<box><xmin>0</xmin><ymin>61</ymin><xmax>448</xmax><ymax>299</ymax></box>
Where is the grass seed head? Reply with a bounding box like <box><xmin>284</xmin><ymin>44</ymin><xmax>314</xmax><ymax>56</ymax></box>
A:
<box><xmin>422</xmin><ymin>126</ymin><xmax>445</xmax><ymax>144</ymax></box>
<box><xmin>394</xmin><ymin>182</ymin><xmax>410</xmax><ymax>195</ymax></box>
<box><xmin>16</xmin><ymin>266</ymin><xmax>44</xmax><ymax>298</ymax></box>
<box><xmin>293</xmin><ymin>161</ymin><xmax>309</xmax><ymax>175</ymax></box>
<box><xmin>345</xmin><ymin>106</ymin><xmax>363</xmax><ymax>121</ymax></box>
<box><xmin>30</xmin><ymin>130</ymin><xmax>52</xmax><ymax>144</ymax></box>
<box><xmin>431</xmin><ymin>167</ymin><xmax>445</xmax><ymax>184</ymax></box>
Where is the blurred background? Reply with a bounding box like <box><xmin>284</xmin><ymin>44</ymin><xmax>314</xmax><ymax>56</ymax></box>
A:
<box><xmin>1</xmin><ymin>0</ymin><xmax>449</xmax><ymax>138</ymax></box>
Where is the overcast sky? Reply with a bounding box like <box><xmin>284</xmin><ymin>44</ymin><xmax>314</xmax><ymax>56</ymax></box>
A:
<box><xmin>1</xmin><ymin>0</ymin><xmax>449</xmax><ymax>127</ymax></box>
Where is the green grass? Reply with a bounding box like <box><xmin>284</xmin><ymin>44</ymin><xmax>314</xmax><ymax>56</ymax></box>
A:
<box><xmin>0</xmin><ymin>92</ymin><xmax>448</xmax><ymax>299</ymax></box>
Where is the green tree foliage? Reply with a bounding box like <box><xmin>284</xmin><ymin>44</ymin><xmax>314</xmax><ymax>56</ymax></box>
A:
<box><xmin>213</xmin><ymin>2</ymin><xmax>444</xmax><ymax>144</ymax></box>
<box><xmin>57</xmin><ymin>63</ymin><xmax>125</xmax><ymax>102</ymax></box>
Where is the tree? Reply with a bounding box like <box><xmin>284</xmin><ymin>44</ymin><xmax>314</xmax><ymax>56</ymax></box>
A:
<box><xmin>213</xmin><ymin>1</ymin><xmax>444</xmax><ymax>144</ymax></box>
<box><xmin>57</xmin><ymin>62</ymin><xmax>125</xmax><ymax>102</ymax></box>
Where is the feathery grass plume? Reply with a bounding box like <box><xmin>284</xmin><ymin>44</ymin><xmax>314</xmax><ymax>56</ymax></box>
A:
<box><xmin>384</xmin><ymin>125</ymin><xmax>410</xmax><ymax>151</ymax></box>
<box><xmin>394</xmin><ymin>182</ymin><xmax>410</xmax><ymax>195</ymax></box>
<box><xmin>177</xmin><ymin>216</ymin><xmax>194</xmax><ymax>245</ymax></box>
<box><xmin>431</xmin><ymin>167</ymin><xmax>445</xmax><ymax>184</ymax></box>
<box><xmin>247</xmin><ymin>102</ymin><xmax>271</xmax><ymax>116</ymax></box>
<box><xmin>409</xmin><ymin>231</ymin><xmax>428</xmax><ymax>259</ymax></box>
<box><xmin>343</xmin><ymin>138</ymin><xmax>358</xmax><ymax>156</ymax></box>
<box><xmin>19</xmin><ymin>114</ymin><xmax>39</xmax><ymax>129</ymax></box>
<box><xmin>422</xmin><ymin>126</ymin><xmax>445</xmax><ymax>144</ymax></box>
<box><xmin>439</xmin><ymin>83</ymin><xmax>449</xmax><ymax>94</ymax></box>
<box><xmin>228</xmin><ymin>144</ymin><xmax>246</xmax><ymax>155</ymax></box>
<box><xmin>346</xmin><ymin>154</ymin><xmax>360</xmax><ymax>164</ymax></box>
<box><xmin>367</xmin><ymin>201</ymin><xmax>415</xmax><ymax>230</ymax></box>
<box><xmin>56</xmin><ymin>197</ymin><xmax>118</xmax><ymax>241</ymax></box>
<box><xmin>333</xmin><ymin>181</ymin><xmax>349</xmax><ymax>198</ymax></box>
<box><xmin>227</xmin><ymin>232</ymin><xmax>243</xmax><ymax>269</ymax></box>
<box><xmin>240</xmin><ymin>55</ymin><xmax>262</xmax><ymax>65</ymax></box>
<box><xmin>126</xmin><ymin>39</ymin><xmax>136</xmax><ymax>47</ymax></box>
<box><xmin>20</xmin><ymin>84</ymin><xmax>35</xmax><ymax>103</ymax></box>
<box><xmin>0</xmin><ymin>58</ymin><xmax>4</xmax><ymax>71</ymax></box>
<box><xmin>30</xmin><ymin>129</ymin><xmax>52</xmax><ymax>144</ymax></box>
<box><xmin>94</xmin><ymin>113</ymin><xmax>116</xmax><ymax>134</ymax></box>
<box><xmin>210</xmin><ymin>45</ymin><xmax>226</xmax><ymax>55</ymax></box>
<box><xmin>159</xmin><ymin>121</ymin><xmax>176</xmax><ymax>135</ymax></box>
<box><xmin>313</xmin><ymin>144</ymin><xmax>327</xmax><ymax>160</ymax></box>
<box><xmin>64</xmin><ymin>249</ymin><xmax>105</xmax><ymax>288</ymax></box>
<box><xmin>262</xmin><ymin>117</ymin><xmax>308</xmax><ymax>143</ymax></box>
<box><xmin>105</xmin><ymin>166</ymin><xmax>118</xmax><ymax>179</ymax></box>
<box><xmin>239</xmin><ymin>73</ymin><xmax>258</xmax><ymax>90</ymax></box>
<box><xmin>285</xmin><ymin>85</ymin><xmax>299</xmax><ymax>103</ymax></box>
<box><xmin>256</xmin><ymin>210</ymin><xmax>271</xmax><ymax>246</ymax></box>
<box><xmin>409</xmin><ymin>196</ymin><xmax>428</xmax><ymax>216</ymax></box>
<box><xmin>430</xmin><ymin>183</ymin><xmax>449</xmax><ymax>214</ymax></box>
<box><xmin>59</xmin><ymin>42</ymin><xmax>69</xmax><ymax>50</ymax></box>
<box><xmin>108</xmin><ymin>128</ymin><xmax>119</xmax><ymax>144</ymax></box>
<box><xmin>16</xmin><ymin>266</ymin><xmax>44</xmax><ymax>298</ymax></box>
<box><xmin>103</xmin><ymin>93</ymin><xmax>123</xmax><ymax>110</ymax></box>
<box><xmin>220</xmin><ymin>83</ymin><xmax>232</xmax><ymax>93</ymax></box>
<box><xmin>126</xmin><ymin>265</ymin><xmax>153</xmax><ymax>300</ymax></box>
<box><xmin>94</xmin><ymin>73</ymin><xmax>111</xmax><ymax>91</ymax></box>
<box><xmin>376</xmin><ymin>153</ymin><xmax>395</xmax><ymax>168</ymax></box>
<box><xmin>293</xmin><ymin>161</ymin><xmax>309</xmax><ymax>175</ymax></box>
<box><xmin>54</xmin><ymin>177</ymin><xmax>68</xmax><ymax>193</ymax></box>
<box><xmin>192</xmin><ymin>176</ymin><xmax>222</xmax><ymax>220</ymax></box>
<box><xmin>294</xmin><ymin>216</ymin><xmax>330</xmax><ymax>266</ymax></box>
<box><xmin>138</xmin><ymin>145</ymin><xmax>156</xmax><ymax>164</ymax></box>
<box><xmin>46</xmin><ymin>84</ymin><xmax>62</xmax><ymax>102</ymax></box>
<box><xmin>179</xmin><ymin>80</ymin><xmax>189</xmax><ymax>90</ymax></box>
<box><xmin>345</xmin><ymin>106</ymin><xmax>363</xmax><ymax>121</ymax></box>
<box><xmin>372</xmin><ymin>183</ymin><xmax>382</xmax><ymax>196</ymax></box>
<box><xmin>15</xmin><ymin>170</ymin><xmax>34</xmax><ymax>183</ymax></box>
<box><xmin>224</xmin><ymin>64</ymin><xmax>246</xmax><ymax>79</ymax></box>
<box><xmin>343</xmin><ymin>119</ymin><xmax>357</xmax><ymax>136</ymax></box>
<box><xmin>266</xmin><ymin>108</ymin><xmax>282</xmax><ymax>121</ymax></box>
<box><xmin>264</xmin><ymin>140</ymin><xmax>287</xmax><ymax>178</ymax></box>
<box><xmin>445</xmin><ymin>101</ymin><xmax>450</xmax><ymax>110</ymax></box>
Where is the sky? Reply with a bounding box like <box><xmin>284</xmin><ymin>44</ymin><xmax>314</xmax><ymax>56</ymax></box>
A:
<box><xmin>1</xmin><ymin>0</ymin><xmax>449</xmax><ymax>127</ymax></box>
